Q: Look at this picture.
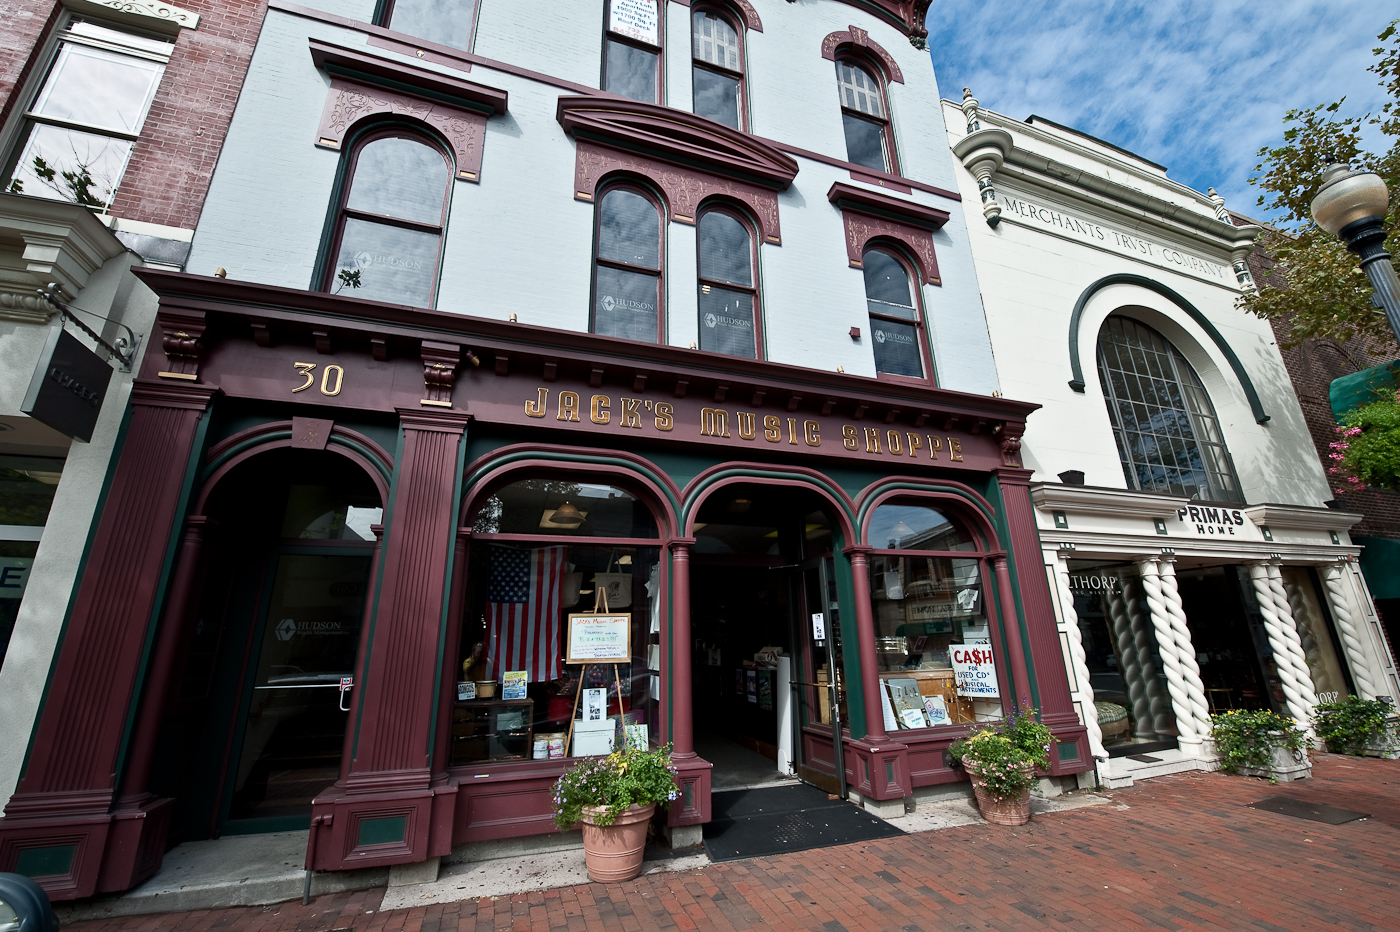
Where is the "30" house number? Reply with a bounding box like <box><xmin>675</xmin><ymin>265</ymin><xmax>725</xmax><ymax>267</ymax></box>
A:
<box><xmin>292</xmin><ymin>361</ymin><xmax>344</xmax><ymax>396</ymax></box>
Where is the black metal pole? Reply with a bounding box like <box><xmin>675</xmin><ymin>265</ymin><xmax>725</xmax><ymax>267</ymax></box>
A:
<box><xmin>1339</xmin><ymin>217</ymin><xmax>1400</xmax><ymax>343</ymax></box>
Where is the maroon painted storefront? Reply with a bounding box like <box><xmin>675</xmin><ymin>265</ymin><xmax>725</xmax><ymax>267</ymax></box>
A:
<box><xmin>0</xmin><ymin>270</ymin><xmax>1089</xmax><ymax>899</ymax></box>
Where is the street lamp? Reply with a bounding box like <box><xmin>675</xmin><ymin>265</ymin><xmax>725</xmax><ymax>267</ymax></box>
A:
<box><xmin>1310</xmin><ymin>163</ymin><xmax>1400</xmax><ymax>341</ymax></box>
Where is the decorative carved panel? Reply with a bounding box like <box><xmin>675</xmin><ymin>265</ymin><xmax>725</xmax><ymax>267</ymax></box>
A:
<box><xmin>574</xmin><ymin>142</ymin><xmax>782</xmax><ymax>244</ymax></box>
<box><xmin>839</xmin><ymin>212</ymin><xmax>940</xmax><ymax>285</ymax></box>
<box><xmin>316</xmin><ymin>78</ymin><xmax>487</xmax><ymax>182</ymax></box>
<box><xmin>821</xmin><ymin>27</ymin><xmax>905</xmax><ymax>84</ymax></box>
<box><xmin>155</xmin><ymin>308</ymin><xmax>206</xmax><ymax>380</ymax></box>
<box><xmin>668</xmin><ymin>0</ymin><xmax>763</xmax><ymax>31</ymax></box>
<box><xmin>97</xmin><ymin>1</ymin><xmax>199</xmax><ymax>30</ymax></box>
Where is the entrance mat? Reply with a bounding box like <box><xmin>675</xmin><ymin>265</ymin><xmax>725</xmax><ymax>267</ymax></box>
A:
<box><xmin>1126</xmin><ymin>754</ymin><xmax>1162</xmax><ymax>763</ymax></box>
<box><xmin>702</xmin><ymin>783</ymin><xmax>903</xmax><ymax>862</ymax></box>
<box><xmin>1249</xmin><ymin>795</ymin><xmax>1369</xmax><ymax>825</ymax></box>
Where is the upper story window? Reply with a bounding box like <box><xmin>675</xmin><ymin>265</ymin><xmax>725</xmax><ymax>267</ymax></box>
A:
<box><xmin>5</xmin><ymin>19</ymin><xmax>172</xmax><ymax>209</ymax></box>
<box><xmin>326</xmin><ymin>130</ymin><xmax>452</xmax><ymax>307</ymax></box>
<box><xmin>697</xmin><ymin>208</ymin><xmax>759</xmax><ymax>358</ymax></box>
<box><xmin>592</xmin><ymin>186</ymin><xmax>663</xmax><ymax>342</ymax></box>
<box><xmin>1096</xmin><ymin>316</ymin><xmax>1243</xmax><ymax>502</ymax></box>
<box><xmin>604</xmin><ymin>0</ymin><xmax>662</xmax><ymax>103</ymax></box>
<box><xmin>863</xmin><ymin>249</ymin><xmax>927</xmax><ymax>380</ymax></box>
<box><xmin>691</xmin><ymin>9</ymin><xmax>744</xmax><ymax>129</ymax></box>
<box><xmin>381</xmin><ymin>0</ymin><xmax>479</xmax><ymax>52</ymax></box>
<box><xmin>836</xmin><ymin>59</ymin><xmax>894</xmax><ymax>174</ymax></box>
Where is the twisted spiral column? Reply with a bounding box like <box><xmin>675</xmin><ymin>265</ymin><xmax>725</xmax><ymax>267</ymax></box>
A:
<box><xmin>1156</xmin><ymin>558</ymin><xmax>1213</xmax><ymax>741</ymax></box>
<box><xmin>1105</xmin><ymin>576</ymin><xmax>1153</xmax><ymax>736</ymax></box>
<box><xmin>1247</xmin><ymin>562</ymin><xmax>1316</xmax><ymax>731</ymax></box>
<box><xmin>1266</xmin><ymin>563</ymin><xmax>1318</xmax><ymax>715</ymax></box>
<box><xmin>1054</xmin><ymin>552</ymin><xmax>1106</xmax><ymax>760</ymax></box>
<box><xmin>1282</xmin><ymin>571</ymin><xmax>1343</xmax><ymax>699</ymax></box>
<box><xmin>1137</xmin><ymin>558</ymin><xmax>1199</xmax><ymax>748</ymax></box>
<box><xmin>1321</xmin><ymin>563</ymin><xmax>1383</xmax><ymax>699</ymax></box>
<box><xmin>1124</xmin><ymin>567</ymin><xmax>1174</xmax><ymax>736</ymax></box>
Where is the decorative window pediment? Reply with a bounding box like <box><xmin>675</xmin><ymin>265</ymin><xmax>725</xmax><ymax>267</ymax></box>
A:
<box><xmin>828</xmin><ymin>182</ymin><xmax>948</xmax><ymax>285</ymax></box>
<box><xmin>822</xmin><ymin>26</ymin><xmax>904</xmax><ymax>84</ymax></box>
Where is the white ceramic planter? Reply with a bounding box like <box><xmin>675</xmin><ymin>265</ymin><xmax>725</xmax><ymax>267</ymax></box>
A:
<box><xmin>1361</xmin><ymin>718</ymin><xmax>1400</xmax><ymax>759</ymax></box>
<box><xmin>1236</xmin><ymin>739</ymin><xmax>1311</xmax><ymax>782</ymax></box>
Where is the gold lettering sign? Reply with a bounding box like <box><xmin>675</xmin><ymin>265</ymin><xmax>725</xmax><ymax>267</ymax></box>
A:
<box><xmin>291</xmin><ymin>361</ymin><xmax>344</xmax><ymax>397</ymax></box>
<box><xmin>526</xmin><ymin>387</ymin><xmax>548</xmax><ymax>417</ymax></box>
<box><xmin>558</xmin><ymin>391</ymin><xmax>580</xmax><ymax>421</ymax></box>
<box><xmin>654</xmin><ymin>402</ymin><xmax>674</xmax><ymax>431</ymax></box>
<box><xmin>590</xmin><ymin>394</ymin><xmax>610</xmax><ymax>424</ymax></box>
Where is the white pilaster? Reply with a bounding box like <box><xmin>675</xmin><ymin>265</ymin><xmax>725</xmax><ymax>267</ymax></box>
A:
<box><xmin>1053</xmin><ymin>551</ymin><xmax>1106</xmax><ymax>762</ymax></box>
<box><xmin>1320</xmin><ymin>563</ymin><xmax>1383</xmax><ymax>700</ymax></box>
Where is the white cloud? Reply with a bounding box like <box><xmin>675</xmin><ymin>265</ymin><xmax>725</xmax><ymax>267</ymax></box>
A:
<box><xmin>927</xmin><ymin>1</ymin><xmax>1392</xmax><ymax>218</ymax></box>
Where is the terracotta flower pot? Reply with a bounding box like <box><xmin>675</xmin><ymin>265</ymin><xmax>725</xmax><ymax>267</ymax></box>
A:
<box><xmin>579</xmin><ymin>803</ymin><xmax>656</xmax><ymax>882</ymax></box>
<box><xmin>963</xmin><ymin>761</ymin><xmax>1033</xmax><ymax>826</ymax></box>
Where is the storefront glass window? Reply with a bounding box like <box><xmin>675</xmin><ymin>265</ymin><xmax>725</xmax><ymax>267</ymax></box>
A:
<box><xmin>1280</xmin><ymin>566</ymin><xmax>1352</xmax><ymax>702</ymax></box>
<box><xmin>458</xmin><ymin>478</ymin><xmax>662</xmax><ymax>765</ymax></box>
<box><xmin>1</xmin><ymin>456</ymin><xmax>64</xmax><ymax>665</ymax></box>
<box><xmin>1067</xmin><ymin>562</ymin><xmax>1176</xmax><ymax>752</ymax></box>
<box><xmin>867</xmin><ymin>503</ymin><xmax>999</xmax><ymax>729</ymax></box>
<box><xmin>1177</xmin><ymin>565</ymin><xmax>1276</xmax><ymax>714</ymax></box>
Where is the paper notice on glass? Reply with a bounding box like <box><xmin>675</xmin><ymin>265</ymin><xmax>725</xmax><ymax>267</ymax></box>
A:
<box><xmin>884</xmin><ymin>570</ymin><xmax>904</xmax><ymax>600</ymax></box>
<box><xmin>650</xmin><ymin>674</ymin><xmax>659</xmax><ymax>701</ymax></box>
<box><xmin>923</xmin><ymin>694</ymin><xmax>950</xmax><ymax>726</ymax></box>
<box><xmin>950</xmin><ymin>645</ymin><xmax>1000</xmax><ymax>698</ymax></box>
<box><xmin>625</xmin><ymin>723</ymin><xmax>649</xmax><ymax>750</ymax></box>
<box><xmin>647</xmin><ymin>643</ymin><xmax>660</xmax><ymax>671</ymax></box>
<box><xmin>879</xmin><ymin>682</ymin><xmax>900</xmax><ymax>732</ymax></box>
<box><xmin>956</xmin><ymin>587</ymin><xmax>981</xmax><ymax>614</ymax></box>
<box><xmin>609</xmin><ymin>0</ymin><xmax>658</xmax><ymax>46</ymax></box>
<box><xmin>501</xmin><ymin>670</ymin><xmax>527</xmax><ymax>700</ymax></box>
<box><xmin>582</xmin><ymin>687</ymin><xmax>608</xmax><ymax>724</ymax></box>
<box><xmin>811</xmin><ymin>612</ymin><xmax>826</xmax><ymax>641</ymax></box>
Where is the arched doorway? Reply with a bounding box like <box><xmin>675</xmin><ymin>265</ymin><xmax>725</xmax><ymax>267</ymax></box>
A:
<box><xmin>153</xmin><ymin>446</ymin><xmax>383</xmax><ymax>840</ymax></box>
<box><xmin>684</xmin><ymin>480</ymin><xmax>851</xmax><ymax>793</ymax></box>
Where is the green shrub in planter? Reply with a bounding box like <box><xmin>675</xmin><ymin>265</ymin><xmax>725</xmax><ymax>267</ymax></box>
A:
<box><xmin>552</xmin><ymin>743</ymin><xmax>680</xmax><ymax>830</ymax></box>
<box><xmin>1209</xmin><ymin>709</ymin><xmax>1308</xmax><ymax>779</ymax></box>
<box><xmin>1314</xmin><ymin>695</ymin><xmax>1398</xmax><ymax>755</ymax></box>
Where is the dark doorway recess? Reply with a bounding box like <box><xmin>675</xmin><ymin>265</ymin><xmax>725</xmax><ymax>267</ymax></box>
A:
<box><xmin>702</xmin><ymin>783</ymin><xmax>903</xmax><ymax>861</ymax></box>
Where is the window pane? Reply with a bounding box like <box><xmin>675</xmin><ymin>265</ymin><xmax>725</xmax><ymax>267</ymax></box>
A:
<box><xmin>346</xmin><ymin>136</ymin><xmax>449</xmax><ymax>226</ymax></box>
<box><xmin>10</xmin><ymin>123</ymin><xmax>131</xmax><ymax>206</ymax></box>
<box><xmin>34</xmin><ymin>41</ymin><xmax>164</xmax><ymax>133</ymax></box>
<box><xmin>594</xmin><ymin>265</ymin><xmax>659</xmax><ymax>341</ymax></box>
<box><xmin>842</xmin><ymin>113</ymin><xmax>887</xmax><ymax>172</ymax></box>
<box><xmin>698</xmin><ymin>211</ymin><xmax>751</xmax><ymax>285</ymax></box>
<box><xmin>333</xmin><ymin>217</ymin><xmax>440</xmax><ymax>306</ymax></box>
<box><xmin>870</xmin><ymin>317</ymin><xmax>923</xmax><ymax>378</ymax></box>
<box><xmin>698</xmin><ymin>286</ymin><xmax>755</xmax><ymax>358</ymax></box>
<box><xmin>388</xmin><ymin>0</ymin><xmax>478</xmax><ymax>50</ymax></box>
<box><xmin>836</xmin><ymin>62</ymin><xmax>884</xmax><ymax>117</ymax></box>
<box><xmin>598</xmin><ymin>190</ymin><xmax>660</xmax><ymax>269</ymax></box>
<box><xmin>863</xmin><ymin>251</ymin><xmax>916</xmax><ymax>318</ymax></box>
<box><xmin>868</xmin><ymin>552</ymin><xmax>999</xmax><ymax>727</ymax></box>
<box><xmin>869</xmin><ymin>504</ymin><xmax>973</xmax><ymax>551</ymax></box>
<box><xmin>0</xmin><ymin>456</ymin><xmax>64</xmax><ymax>527</ymax></box>
<box><xmin>472</xmin><ymin>479</ymin><xmax>658</xmax><ymax>538</ymax></box>
<box><xmin>692</xmin><ymin>12</ymin><xmax>740</xmax><ymax>71</ymax></box>
<box><xmin>605</xmin><ymin>39</ymin><xmax>658</xmax><ymax>103</ymax></box>
<box><xmin>693</xmin><ymin>67</ymin><xmax>740</xmax><ymax>128</ymax></box>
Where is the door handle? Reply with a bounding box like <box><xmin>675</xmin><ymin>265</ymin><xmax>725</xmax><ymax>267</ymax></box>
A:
<box><xmin>338</xmin><ymin>676</ymin><xmax>353</xmax><ymax>711</ymax></box>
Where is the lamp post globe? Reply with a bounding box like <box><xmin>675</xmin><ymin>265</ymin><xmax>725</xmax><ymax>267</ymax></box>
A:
<box><xmin>1310</xmin><ymin>162</ymin><xmax>1400</xmax><ymax>341</ymax></box>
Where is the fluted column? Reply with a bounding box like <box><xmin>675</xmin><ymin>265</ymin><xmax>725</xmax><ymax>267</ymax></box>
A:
<box><xmin>1138</xmin><ymin>558</ymin><xmax>1199</xmax><ymax>749</ymax></box>
<box><xmin>846</xmin><ymin>546</ymin><xmax>887</xmax><ymax>741</ymax></box>
<box><xmin>1321</xmin><ymin>563</ymin><xmax>1383</xmax><ymax>699</ymax></box>
<box><xmin>1155</xmin><ymin>558</ymin><xmax>1213</xmax><ymax>741</ymax></box>
<box><xmin>1053</xmin><ymin>552</ymin><xmax>1105</xmax><ymax>760</ymax></box>
<box><xmin>991</xmin><ymin>554</ymin><xmax>1034</xmax><ymax>709</ymax></box>
<box><xmin>1247</xmin><ymin>562</ymin><xmax>1316</xmax><ymax>730</ymax></box>
<box><xmin>1105</xmin><ymin>576</ymin><xmax>1152</xmax><ymax>735</ymax></box>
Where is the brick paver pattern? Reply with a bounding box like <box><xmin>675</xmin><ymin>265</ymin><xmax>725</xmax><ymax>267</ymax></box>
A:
<box><xmin>70</xmin><ymin>756</ymin><xmax>1400</xmax><ymax>932</ymax></box>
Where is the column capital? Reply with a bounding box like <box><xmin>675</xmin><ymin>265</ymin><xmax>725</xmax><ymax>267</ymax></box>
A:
<box><xmin>842</xmin><ymin>544</ymin><xmax>873</xmax><ymax>558</ymax></box>
<box><xmin>669</xmin><ymin>537</ymin><xmax>697</xmax><ymax>549</ymax></box>
<box><xmin>395</xmin><ymin>407</ymin><xmax>471</xmax><ymax>433</ymax></box>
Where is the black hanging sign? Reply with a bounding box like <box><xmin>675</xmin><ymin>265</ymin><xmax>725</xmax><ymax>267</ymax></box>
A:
<box><xmin>21</xmin><ymin>327</ymin><xmax>112</xmax><ymax>443</ymax></box>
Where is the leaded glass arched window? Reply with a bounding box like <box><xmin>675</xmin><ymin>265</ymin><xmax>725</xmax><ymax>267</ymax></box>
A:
<box><xmin>1096</xmin><ymin>316</ymin><xmax>1242</xmax><ymax>502</ymax></box>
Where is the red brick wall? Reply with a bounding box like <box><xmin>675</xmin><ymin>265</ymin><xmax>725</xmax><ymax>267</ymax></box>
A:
<box><xmin>1236</xmin><ymin>214</ymin><xmax>1400</xmax><ymax>538</ymax></box>
<box><xmin>2</xmin><ymin>1</ymin><xmax>266</xmax><ymax>231</ymax></box>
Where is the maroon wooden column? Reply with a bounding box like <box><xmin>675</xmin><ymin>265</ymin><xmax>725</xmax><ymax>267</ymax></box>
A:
<box><xmin>665</xmin><ymin>537</ymin><xmax>711</xmax><ymax>828</ymax></box>
<box><xmin>844</xmin><ymin>546</ymin><xmax>887</xmax><ymax>742</ymax></box>
<box><xmin>0</xmin><ymin>380</ymin><xmax>216</xmax><ymax>900</ymax></box>
<box><xmin>994</xmin><ymin>467</ymin><xmax>1088</xmax><ymax>774</ymax></box>
<box><xmin>337</xmin><ymin>524</ymin><xmax>384</xmax><ymax>785</ymax></box>
<box><xmin>309</xmin><ymin>409</ymin><xmax>468</xmax><ymax>871</ymax></box>
<box><xmin>992</xmin><ymin>553</ymin><xmax>1034</xmax><ymax>707</ymax></box>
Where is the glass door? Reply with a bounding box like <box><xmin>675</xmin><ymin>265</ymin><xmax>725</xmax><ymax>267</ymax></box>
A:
<box><xmin>225</xmin><ymin>549</ymin><xmax>371</xmax><ymax>830</ymax></box>
<box><xmin>793</xmin><ymin>556</ymin><xmax>846</xmax><ymax>796</ymax></box>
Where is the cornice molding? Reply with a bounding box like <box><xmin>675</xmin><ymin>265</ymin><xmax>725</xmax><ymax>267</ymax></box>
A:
<box><xmin>308</xmin><ymin>39</ymin><xmax>508</xmax><ymax>116</ymax></box>
<box><xmin>556</xmin><ymin>96</ymin><xmax>799</xmax><ymax>192</ymax></box>
<box><xmin>824</xmin><ymin>1</ymin><xmax>932</xmax><ymax>40</ymax></box>
<box><xmin>1034</xmin><ymin>527</ymin><xmax>1360</xmax><ymax>563</ymax></box>
<box><xmin>1030</xmin><ymin>482</ymin><xmax>1186</xmax><ymax>519</ymax></box>
<box><xmin>668</xmin><ymin>0</ymin><xmax>763</xmax><ymax>32</ymax></box>
<box><xmin>1244</xmin><ymin>503</ymin><xmax>1364</xmax><ymax>531</ymax></box>
<box><xmin>0</xmin><ymin>287</ymin><xmax>54</xmax><ymax>324</ymax></box>
<box><xmin>0</xmin><ymin>192</ymin><xmax>129</xmax><ymax>309</ymax></box>
<box><xmin>85</xmin><ymin>0</ymin><xmax>199</xmax><ymax>30</ymax></box>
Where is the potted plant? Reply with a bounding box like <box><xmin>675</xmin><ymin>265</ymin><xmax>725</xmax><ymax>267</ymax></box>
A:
<box><xmin>552</xmin><ymin>743</ymin><xmax>680</xmax><ymax>882</ymax></box>
<box><xmin>1314</xmin><ymin>695</ymin><xmax>1400</xmax><ymax>759</ymax></box>
<box><xmin>1209</xmin><ymin>709</ymin><xmax>1310</xmax><ymax>782</ymax></box>
<box><xmin>949</xmin><ymin>707</ymin><xmax>1056</xmax><ymax>826</ymax></box>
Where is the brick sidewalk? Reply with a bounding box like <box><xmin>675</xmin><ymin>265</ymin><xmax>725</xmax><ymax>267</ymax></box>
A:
<box><xmin>68</xmin><ymin>755</ymin><xmax>1400</xmax><ymax>932</ymax></box>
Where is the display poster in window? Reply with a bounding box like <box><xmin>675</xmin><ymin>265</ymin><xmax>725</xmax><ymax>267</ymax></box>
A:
<box><xmin>810</xmin><ymin>612</ymin><xmax>826</xmax><ymax>641</ymax></box>
<box><xmin>950</xmin><ymin>645</ymin><xmax>1000</xmax><ymax>698</ymax></box>
<box><xmin>566</xmin><ymin>612</ymin><xmax>631</xmax><ymax>663</ymax></box>
<box><xmin>878</xmin><ymin>681</ymin><xmax>900</xmax><ymax>732</ymax></box>
<box><xmin>582</xmin><ymin>687</ymin><xmax>608</xmax><ymax>725</ymax></box>
<box><xmin>625</xmin><ymin>723</ymin><xmax>649</xmax><ymax>750</ymax></box>
<box><xmin>456</xmin><ymin>681</ymin><xmax>476</xmax><ymax>701</ymax></box>
<box><xmin>501</xmin><ymin>670</ymin><xmax>528</xmax><ymax>700</ymax></box>
<box><xmin>923</xmin><ymin>694</ymin><xmax>951</xmax><ymax>726</ymax></box>
<box><xmin>746</xmin><ymin>668</ymin><xmax>757</xmax><ymax>703</ymax></box>
<box><xmin>886</xmin><ymin>678</ymin><xmax>928</xmax><ymax>729</ymax></box>
<box><xmin>757</xmin><ymin>670</ymin><xmax>773</xmax><ymax>710</ymax></box>
<box><xmin>609</xmin><ymin>0</ymin><xmax>658</xmax><ymax>46</ymax></box>
<box><xmin>594</xmin><ymin>572</ymin><xmax>632</xmax><ymax>607</ymax></box>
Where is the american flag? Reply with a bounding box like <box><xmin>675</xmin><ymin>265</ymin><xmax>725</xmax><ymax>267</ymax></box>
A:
<box><xmin>486</xmin><ymin>546</ymin><xmax>567</xmax><ymax>683</ymax></box>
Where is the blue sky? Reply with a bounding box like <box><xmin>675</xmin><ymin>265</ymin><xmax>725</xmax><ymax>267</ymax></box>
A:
<box><xmin>925</xmin><ymin>2</ymin><xmax>1393</xmax><ymax>221</ymax></box>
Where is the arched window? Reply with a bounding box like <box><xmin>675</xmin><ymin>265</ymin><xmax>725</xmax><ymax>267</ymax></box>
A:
<box><xmin>691</xmin><ymin>8</ymin><xmax>744</xmax><ymax>129</ymax></box>
<box><xmin>697</xmin><ymin>208</ymin><xmax>759</xmax><ymax>358</ymax></box>
<box><xmin>1096</xmin><ymin>316</ymin><xmax>1242</xmax><ymax>502</ymax></box>
<box><xmin>326</xmin><ymin>130</ymin><xmax>451</xmax><ymax>307</ymax></box>
<box><xmin>863</xmin><ymin>248</ymin><xmax>927</xmax><ymax>380</ymax></box>
<box><xmin>865</xmin><ymin>501</ymin><xmax>1001</xmax><ymax>728</ymax></box>
<box><xmin>836</xmin><ymin>59</ymin><xmax>894</xmax><ymax>173</ymax></box>
<box><xmin>592</xmin><ymin>186</ymin><xmax>663</xmax><ymax>342</ymax></box>
<box><xmin>381</xmin><ymin>0</ymin><xmax>478</xmax><ymax>51</ymax></box>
